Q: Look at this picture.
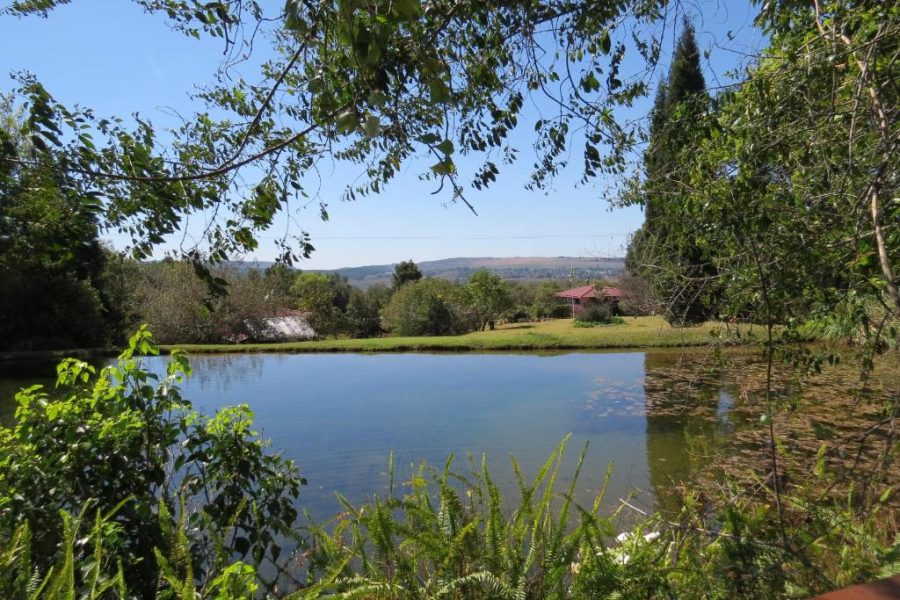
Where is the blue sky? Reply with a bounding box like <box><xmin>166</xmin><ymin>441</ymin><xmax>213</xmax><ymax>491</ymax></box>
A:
<box><xmin>0</xmin><ymin>1</ymin><xmax>764</xmax><ymax>269</ymax></box>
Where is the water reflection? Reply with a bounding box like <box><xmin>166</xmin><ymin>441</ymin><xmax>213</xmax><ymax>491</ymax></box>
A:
<box><xmin>642</xmin><ymin>351</ymin><xmax>733</xmax><ymax>513</ymax></box>
<box><xmin>1</xmin><ymin>352</ymin><xmax>661</xmax><ymax>518</ymax></box>
<box><xmin>149</xmin><ymin>351</ymin><xmax>713</xmax><ymax>520</ymax></box>
<box><xmin>184</xmin><ymin>353</ymin><xmax>267</xmax><ymax>395</ymax></box>
<box><xmin>2</xmin><ymin>348</ymin><xmax>893</xmax><ymax>523</ymax></box>
<box><xmin>571</xmin><ymin>350</ymin><xmax>741</xmax><ymax>514</ymax></box>
<box><xmin>0</xmin><ymin>357</ymin><xmax>64</xmax><ymax>424</ymax></box>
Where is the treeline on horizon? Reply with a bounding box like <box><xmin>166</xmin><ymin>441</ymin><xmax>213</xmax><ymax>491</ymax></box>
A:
<box><xmin>0</xmin><ymin>245</ymin><xmax>652</xmax><ymax>351</ymax></box>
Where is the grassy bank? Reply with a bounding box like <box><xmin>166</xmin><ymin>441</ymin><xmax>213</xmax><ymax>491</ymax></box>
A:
<box><xmin>166</xmin><ymin>316</ymin><xmax>761</xmax><ymax>354</ymax></box>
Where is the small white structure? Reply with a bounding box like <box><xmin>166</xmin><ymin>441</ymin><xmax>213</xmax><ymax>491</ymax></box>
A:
<box><xmin>256</xmin><ymin>310</ymin><xmax>316</xmax><ymax>341</ymax></box>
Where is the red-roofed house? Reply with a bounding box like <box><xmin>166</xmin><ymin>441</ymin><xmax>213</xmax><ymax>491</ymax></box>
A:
<box><xmin>554</xmin><ymin>285</ymin><xmax>625</xmax><ymax>317</ymax></box>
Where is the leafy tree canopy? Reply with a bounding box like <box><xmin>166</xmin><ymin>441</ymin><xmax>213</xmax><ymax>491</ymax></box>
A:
<box><xmin>291</xmin><ymin>272</ymin><xmax>351</xmax><ymax>337</ymax></box>
<box><xmin>346</xmin><ymin>285</ymin><xmax>389</xmax><ymax>338</ymax></box>
<box><xmin>0</xmin><ymin>328</ymin><xmax>302</xmax><ymax>595</ymax></box>
<box><xmin>381</xmin><ymin>277</ymin><xmax>470</xmax><ymax>335</ymax></box>
<box><xmin>642</xmin><ymin>0</ymin><xmax>899</xmax><ymax>328</ymax></box>
<box><xmin>0</xmin><ymin>97</ymin><xmax>120</xmax><ymax>349</ymax></box>
<box><xmin>392</xmin><ymin>259</ymin><xmax>423</xmax><ymax>288</ymax></box>
<box><xmin>623</xmin><ymin>21</ymin><xmax>718</xmax><ymax>326</ymax></box>
<box><xmin>2</xmin><ymin>0</ymin><xmax>668</xmax><ymax>266</ymax></box>
<box><xmin>464</xmin><ymin>268</ymin><xmax>512</xmax><ymax>330</ymax></box>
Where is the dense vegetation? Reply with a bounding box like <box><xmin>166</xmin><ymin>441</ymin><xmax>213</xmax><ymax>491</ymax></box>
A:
<box><xmin>624</xmin><ymin>23</ymin><xmax>720</xmax><ymax>326</ymax></box>
<box><xmin>1</xmin><ymin>339</ymin><xmax>895</xmax><ymax>598</ymax></box>
<box><xmin>622</xmin><ymin>6</ymin><xmax>899</xmax><ymax>334</ymax></box>
<box><xmin>0</xmin><ymin>0</ymin><xmax>898</xmax><ymax>598</ymax></box>
<box><xmin>0</xmin><ymin>253</ymin><xmax>592</xmax><ymax>346</ymax></box>
<box><xmin>0</xmin><ymin>330</ymin><xmax>303</xmax><ymax>597</ymax></box>
<box><xmin>0</xmin><ymin>100</ymin><xmax>131</xmax><ymax>351</ymax></box>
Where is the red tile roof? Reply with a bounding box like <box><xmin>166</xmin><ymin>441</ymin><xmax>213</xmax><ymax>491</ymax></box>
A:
<box><xmin>554</xmin><ymin>286</ymin><xmax>625</xmax><ymax>300</ymax></box>
<box><xmin>554</xmin><ymin>285</ymin><xmax>597</xmax><ymax>300</ymax></box>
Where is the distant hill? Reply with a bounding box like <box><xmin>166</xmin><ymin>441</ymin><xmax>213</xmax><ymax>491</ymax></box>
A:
<box><xmin>225</xmin><ymin>256</ymin><xmax>625</xmax><ymax>288</ymax></box>
<box><xmin>315</xmin><ymin>256</ymin><xmax>625</xmax><ymax>288</ymax></box>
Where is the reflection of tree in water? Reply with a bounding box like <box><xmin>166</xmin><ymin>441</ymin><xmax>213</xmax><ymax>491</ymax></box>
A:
<box><xmin>642</xmin><ymin>350</ymin><xmax>739</xmax><ymax>514</ymax></box>
<box><xmin>181</xmin><ymin>354</ymin><xmax>266</xmax><ymax>397</ymax></box>
<box><xmin>0</xmin><ymin>354</ymin><xmax>109</xmax><ymax>425</ymax></box>
<box><xmin>640</xmin><ymin>348</ymin><xmax>899</xmax><ymax>510</ymax></box>
<box><xmin>575</xmin><ymin>349</ymin><xmax>742</xmax><ymax>514</ymax></box>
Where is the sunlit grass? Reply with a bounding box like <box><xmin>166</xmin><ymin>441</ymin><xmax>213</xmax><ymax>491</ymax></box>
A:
<box><xmin>167</xmin><ymin>316</ymin><xmax>762</xmax><ymax>354</ymax></box>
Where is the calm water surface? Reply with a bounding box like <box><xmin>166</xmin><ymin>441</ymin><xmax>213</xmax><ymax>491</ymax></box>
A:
<box><xmin>2</xmin><ymin>351</ymin><xmax>744</xmax><ymax>520</ymax></box>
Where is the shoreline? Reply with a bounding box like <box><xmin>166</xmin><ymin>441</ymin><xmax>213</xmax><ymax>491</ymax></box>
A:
<box><xmin>163</xmin><ymin>337</ymin><xmax>749</xmax><ymax>355</ymax></box>
<box><xmin>0</xmin><ymin>317</ymin><xmax>765</xmax><ymax>360</ymax></box>
<box><xmin>166</xmin><ymin>317</ymin><xmax>761</xmax><ymax>354</ymax></box>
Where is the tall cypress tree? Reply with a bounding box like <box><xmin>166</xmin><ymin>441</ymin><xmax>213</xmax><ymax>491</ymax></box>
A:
<box><xmin>625</xmin><ymin>80</ymin><xmax>668</xmax><ymax>281</ymax></box>
<box><xmin>643</xmin><ymin>80</ymin><xmax>669</xmax><ymax>225</ymax></box>
<box><xmin>652</xmin><ymin>21</ymin><xmax>706</xmax><ymax>199</ymax></box>
<box><xmin>667</xmin><ymin>21</ymin><xmax>706</xmax><ymax>107</ymax></box>
<box><xmin>626</xmin><ymin>21</ymin><xmax>718</xmax><ymax>325</ymax></box>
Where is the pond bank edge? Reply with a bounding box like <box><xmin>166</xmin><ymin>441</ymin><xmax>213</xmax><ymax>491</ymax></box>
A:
<box><xmin>157</xmin><ymin>338</ymin><xmax>761</xmax><ymax>355</ymax></box>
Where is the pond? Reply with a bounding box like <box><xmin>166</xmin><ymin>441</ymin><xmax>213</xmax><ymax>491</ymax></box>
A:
<box><xmin>1</xmin><ymin>348</ymin><xmax>895</xmax><ymax>523</ymax></box>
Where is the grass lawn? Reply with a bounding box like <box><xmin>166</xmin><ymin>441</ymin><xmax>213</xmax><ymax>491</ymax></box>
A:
<box><xmin>166</xmin><ymin>316</ymin><xmax>763</xmax><ymax>354</ymax></box>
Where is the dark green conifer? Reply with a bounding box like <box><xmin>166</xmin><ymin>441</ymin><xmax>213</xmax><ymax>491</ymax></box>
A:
<box><xmin>626</xmin><ymin>20</ymin><xmax>719</xmax><ymax>326</ymax></box>
<box><xmin>667</xmin><ymin>21</ymin><xmax>706</xmax><ymax>107</ymax></box>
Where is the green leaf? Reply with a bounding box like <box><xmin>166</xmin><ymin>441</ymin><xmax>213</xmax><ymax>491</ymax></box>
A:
<box><xmin>600</xmin><ymin>30</ymin><xmax>611</xmax><ymax>55</ymax></box>
<box><xmin>284</xmin><ymin>0</ymin><xmax>301</xmax><ymax>32</ymax></box>
<box><xmin>363</xmin><ymin>115</ymin><xmax>382</xmax><ymax>137</ymax></box>
<box><xmin>393</xmin><ymin>0</ymin><xmax>421</xmax><ymax>20</ymax></box>
<box><xmin>581</xmin><ymin>72</ymin><xmax>600</xmax><ymax>93</ymax></box>
<box><xmin>428</xmin><ymin>79</ymin><xmax>451</xmax><ymax>103</ymax></box>
<box><xmin>436</xmin><ymin>139</ymin><xmax>454</xmax><ymax>155</ymax></box>
<box><xmin>430</xmin><ymin>158</ymin><xmax>456</xmax><ymax>176</ymax></box>
<box><xmin>336</xmin><ymin>111</ymin><xmax>358</xmax><ymax>134</ymax></box>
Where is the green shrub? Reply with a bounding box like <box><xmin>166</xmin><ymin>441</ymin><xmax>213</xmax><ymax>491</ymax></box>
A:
<box><xmin>0</xmin><ymin>327</ymin><xmax>304</xmax><ymax>596</ymax></box>
<box><xmin>575</xmin><ymin>303</ymin><xmax>614</xmax><ymax>324</ymax></box>
<box><xmin>346</xmin><ymin>286</ymin><xmax>390</xmax><ymax>338</ymax></box>
<box><xmin>303</xmin><ymin>446</ymin><xmax>899</xmax><ymax>599</ymax></box>
<box><xmin>292</xmin><ymin>272</ymin><xmax>352</xmax><ymax>338</ymax></box>
<box><xmin>381</xmin><ymin>278</ymin><xmax>472</xmax><ymax>336</ymax></box>
<box><xmin>463</xmin><ymin>269</ymin><xmax>513</xmax><ymax>330</ymax></box>
<box><xmin>2</xmin><ymin>332</ymin><xmax>896</xmax><ymax>598</ymax></box>
<box><xmin>1</xmin><ymin>502</ymin><xmax>262</xmax><ymax>599</ymax></box>
<box><xmin>573</xmin><ymin>317</ymin><xmax>625</xmax><ymax>328</ymax></box>
<box><xmin>1</xmin><ymin>505</ymin><xmax>128</xmax><ymax>599</ymax></box>
<box><xmin>529</xmin><ymin>282</ymin><xmax>570</xmax><ymax>320</ymax></box>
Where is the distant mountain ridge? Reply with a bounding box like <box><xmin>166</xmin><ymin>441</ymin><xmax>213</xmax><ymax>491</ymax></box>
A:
<box><xmin>316</xmin><ymin>256</ymin><xmax>625</xmax><ymax>288</ymax></box>
<box><xmin>226</xmin><ymin>256</ymin><xmax>625</xmax><ymax>288</ymax></box>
